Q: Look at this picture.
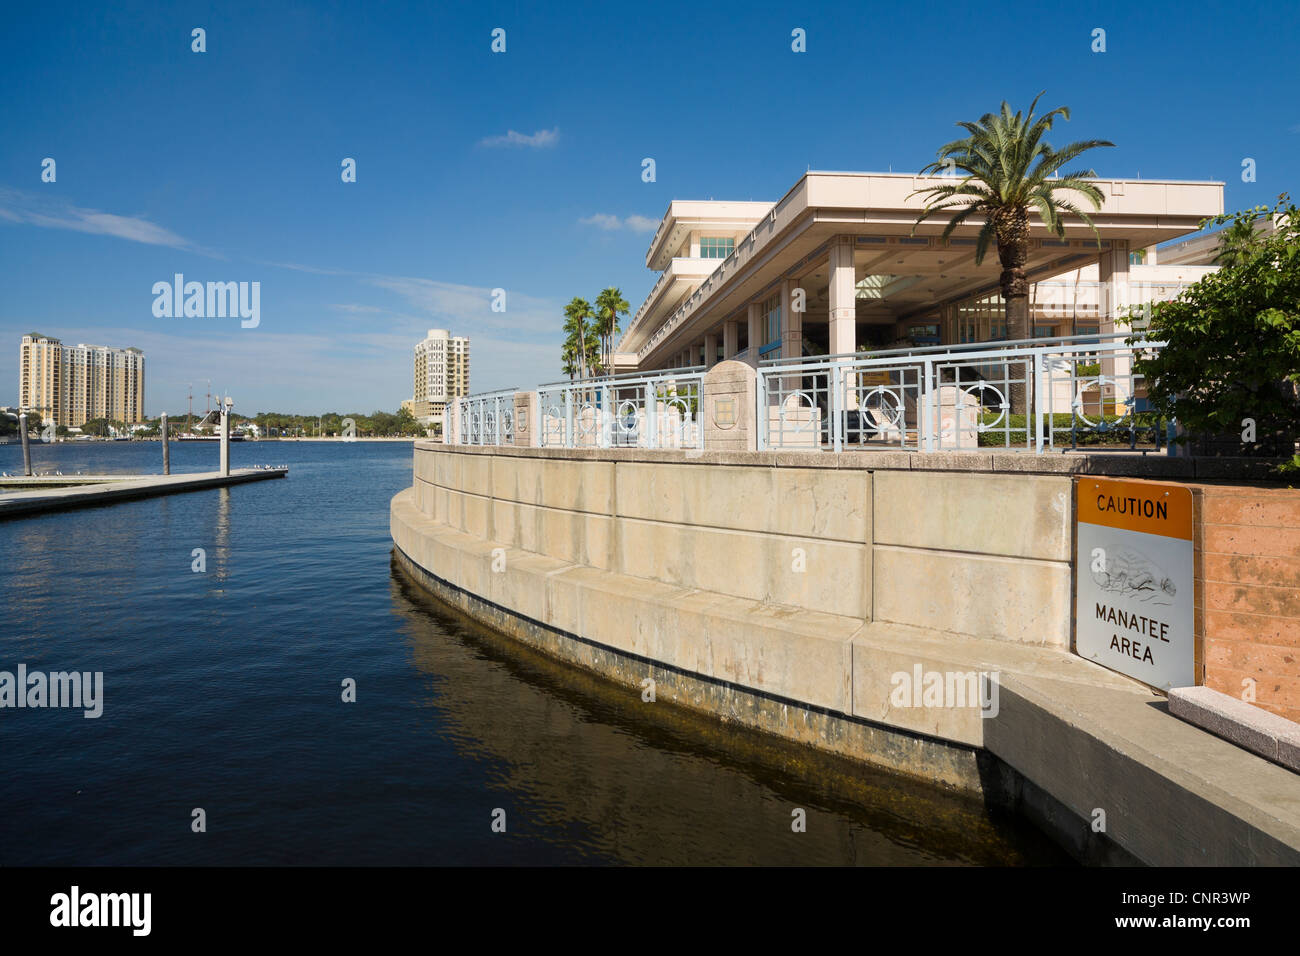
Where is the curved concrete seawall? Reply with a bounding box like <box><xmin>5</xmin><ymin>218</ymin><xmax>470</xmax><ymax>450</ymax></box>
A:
<box><xmin>392</xmin><ymin>442</ymin><xmax>1300</xmax><ymax>865</ymax></box>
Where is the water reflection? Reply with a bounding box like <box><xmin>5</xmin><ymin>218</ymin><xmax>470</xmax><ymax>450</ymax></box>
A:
<box><xmin>213</xmin><ymin>487</ymin><xmax>231</xmax><ymax>584</ymax></box>
<box><xmin>388</xmin><ymin>558</ymin><xmax>1070</xmax><ymax>866</ymax></box>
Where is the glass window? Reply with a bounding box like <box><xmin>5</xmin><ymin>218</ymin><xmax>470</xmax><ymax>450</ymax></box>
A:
<box><xmin>699</xmin><ymin>237</ymin><xmax>735</xmax><ymax>259</ymax></box>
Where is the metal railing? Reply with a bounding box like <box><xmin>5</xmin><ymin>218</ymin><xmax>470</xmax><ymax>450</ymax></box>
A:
<box><xmin>537</xmin><ymin>368</ymin><xmax>705</xmax><ymax>449</ymax></box>
<box><xmin>451</xmin><ymin>334</ymin><xmax>1168</xmax><ymax>455</ymax></box>
<box><xmin>757</xmin><ymin>333</ymin><xmax>1167</xmax><ymax>454</ymax></box>
<box><xmin>457</xmin><ymin>388</ymin><xmax>517</xmax><ymax>446</ymax></box>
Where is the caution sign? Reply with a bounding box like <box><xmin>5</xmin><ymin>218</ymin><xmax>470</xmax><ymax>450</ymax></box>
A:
<box><xmin>1075</xmin><ymin>478</ymin><xmax>1194</xmax><ymax>690</ymax></box>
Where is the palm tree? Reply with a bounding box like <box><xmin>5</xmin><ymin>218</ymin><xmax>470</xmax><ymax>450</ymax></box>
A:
<box><xmin>563</xmin><ymin>298</ymin><xmax>596</xmax><ymax>379</ymax></box>
<box><xmin>911</xmin><ymin>92</ymin><xmax>1113</xmax><ymax>412</ymax></box>
<box><xmin>594</xmin><ymin>287</ymin><xmax>630</xmax><ymax>374</ymax></box>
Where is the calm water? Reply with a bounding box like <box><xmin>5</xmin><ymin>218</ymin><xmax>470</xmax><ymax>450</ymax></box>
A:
<box><xmin>0</xmin><ymin>440</ymin><xmax>1069</xmax><ymax>865</ymax></box>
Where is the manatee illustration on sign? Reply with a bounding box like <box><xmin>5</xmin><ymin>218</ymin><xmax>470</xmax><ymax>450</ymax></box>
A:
<box><xmin>1091</xmin><ymin>546</ymin><xmax>1177</xmax><ymax>606</ymax></box>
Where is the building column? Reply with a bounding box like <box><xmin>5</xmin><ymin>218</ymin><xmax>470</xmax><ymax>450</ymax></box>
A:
<box><xmin>1098</xmin><ymin>239</ymin><xmax>1131</xmax><ymax>327</ymax></box>
<box><xmin>827</xmin><ymin>238</ymin><xmax>858</xmax><ymax>414</ymax></box>
<box><xmin>780</xmin><ymin>278</ymin><xmax>802</xmax><ymax>362</ymax></box>
<box><xmin>780</xmin><ymin>278</ymin><xmax>802</xmax><ymax>397</ymax></box>
<box><xmin>828</xmin><ymin>238</ymin><xmax>856</xmax><ymax>357</ymax></box>
<box><xmin>704</xmin><ymin>333</ymin><xmax>718</xmax><ymax>369</ymax></box>
<box><xmin>746</xmin><ymin>303</ymin><xmax>762</xmax><ymax>369</ymax></box>
<box><xmin>1097</xmin><ymin>239</ymin><xmax>1132</xmax><ymax>409</ymax></box>
<box><xmin>723</xmin><ymin>320</ymin><xmax>739</xmax><ymax>360</ymax></box>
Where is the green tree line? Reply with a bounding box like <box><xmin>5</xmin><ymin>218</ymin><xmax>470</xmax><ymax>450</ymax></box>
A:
<box><xmin>11</xmin><ymin>407</ymin><xmax>427</xmax><ymax>439</ymax></box>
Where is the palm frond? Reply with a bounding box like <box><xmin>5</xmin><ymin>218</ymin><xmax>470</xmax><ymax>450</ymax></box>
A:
<box><xmin>913</xmin><ymin>94</ymin><xmax>1114</xmax><ymax>263</ymax></box>
<box><xmin>973</xmin><ymin>218</ymin><xmax>997</xmax><ymax>265</ymax></box>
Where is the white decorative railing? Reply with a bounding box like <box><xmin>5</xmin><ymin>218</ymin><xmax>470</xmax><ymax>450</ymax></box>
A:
<box><xmin>450</xmin><ymin>335</ymin><xmax>1169</xmax><ymax>455</ymax></box>
<box><xmin>536</xmin><ymin>369</ymin><xmax>705</xmax><ymax>450</ymax></box>
<box><xmin>456</xmin><ymin>388</ymin><xmax>517</xmax><ymax>446</ymax></box>
<box><xmin>757</xmin><ymin>333</ymin><xmax>1167</xmax><ymax>454</ymax></box>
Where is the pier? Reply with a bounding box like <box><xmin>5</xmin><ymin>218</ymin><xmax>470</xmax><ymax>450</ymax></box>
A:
<box><xmin>0</xmin><ymin>467</ymin><xmax>287</xmax><ymax>519</ymax></box>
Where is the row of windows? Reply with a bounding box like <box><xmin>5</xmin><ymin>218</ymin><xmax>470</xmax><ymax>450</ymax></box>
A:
<box><xmin>699</xmin><ymin>237</ymin><xmax>735</xmax><ymax>259</ymax></box>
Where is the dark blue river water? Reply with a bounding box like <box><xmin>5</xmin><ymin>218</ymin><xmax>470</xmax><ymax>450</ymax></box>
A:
<box><xmin>0</xmin><ymin>440</ymin><xmax>1068</xmax><ymax>865</ymax></box>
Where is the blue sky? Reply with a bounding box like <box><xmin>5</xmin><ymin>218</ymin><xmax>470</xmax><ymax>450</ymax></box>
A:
<box><xmin>1</xmin><ymin>0</ymin><xmax>1296</xmax><ymax>415</ymax></box>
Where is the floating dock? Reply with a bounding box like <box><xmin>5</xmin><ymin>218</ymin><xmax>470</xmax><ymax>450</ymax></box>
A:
<box><xmin>0</xmin><ymin>467</ymin><xmax>287</xmax><ymax>519</ymax></box>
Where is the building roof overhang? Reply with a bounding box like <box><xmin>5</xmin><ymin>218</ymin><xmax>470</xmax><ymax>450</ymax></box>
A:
<box><xmin>645</xmin><ymin>200</ymin><xmax>775</xmax><ymax>271</ymax></box>
<box><xmin>622</xmin><ymin>171</ymin><xmax>1225</xmax><ymax>363</ymax></box>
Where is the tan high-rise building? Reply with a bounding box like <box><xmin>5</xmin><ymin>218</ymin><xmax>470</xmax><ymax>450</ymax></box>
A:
<box><xmin>412</xmin><ymin>329</ymin><xmax>469</xmax><ymax>426</ymax></box>
<box><xmin>19</xmin><ymin>333</ymin><xmax>146</xmax><ymax>427</ymax></box>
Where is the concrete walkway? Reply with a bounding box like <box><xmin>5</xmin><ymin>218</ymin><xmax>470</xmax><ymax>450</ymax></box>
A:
<box><xmin>0</xmin><ymin>468</ymin><xmax>287</xmax><ymax>519</ymax></box>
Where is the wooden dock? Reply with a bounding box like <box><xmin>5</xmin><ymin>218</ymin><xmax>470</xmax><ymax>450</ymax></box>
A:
<box><xmin>0</xmin><ymin>468</ymin><xmax>288</xmax><ymax>519</ymax></box>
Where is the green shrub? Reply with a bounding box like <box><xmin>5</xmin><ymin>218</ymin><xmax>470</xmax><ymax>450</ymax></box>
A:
<box><xmin>1132</xmin><ymin>195</ymin><xmax>1300</xmax><ymax>470</ymax></box>
<box><xmin>976</xmin><ymin>411</ymin><xmax>1164</xmax><ymax>446</ymax></box>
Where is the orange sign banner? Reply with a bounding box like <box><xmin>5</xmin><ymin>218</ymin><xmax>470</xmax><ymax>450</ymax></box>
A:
<box><xmin>1076</xmin><ymin>478</ymin><xmax>1193</xmax><ymax>541</ymax></box>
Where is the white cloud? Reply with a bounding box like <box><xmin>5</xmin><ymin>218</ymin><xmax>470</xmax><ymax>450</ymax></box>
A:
<box><xmin>329</xmin><ymin>303</ymin><xmax>383</xmax><ymax>314</ymax></box>
<box><xmin>580</xmin><ymin>213</ymin><xmax>658</xmax><ymax>233</ymax></box>
<box><xmin>579</xmin><ymin>213</ymin><xmax>622</xmax><ymax>230</ymax></box>
<box><xmin>0</xmin><ymin>188</ymin><xmax>195</xmax><ymax>249</ymax></box>
<box><xmin>366</xmin><ymin>276</ymin><xmax>560</xmax><ymax>338</ymax></box>
<box><xmin>263</xmin><ymin>260</ymin><xmax>357</xmax><ymax>276</ymax></box>
<box><xmin>478</xmin><ymin>127</ymin><xmax>560</xmax><ymax>148</ymax></box>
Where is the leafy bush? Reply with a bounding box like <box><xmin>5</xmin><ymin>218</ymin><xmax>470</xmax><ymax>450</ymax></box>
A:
<box><xmin>976</xmin><ymin>411</ymin><xmax>1164</xmax><ymax>446</ymax></box>
<box><xmin>1131</xmin><ymin>195</ymin><xmax>1300</xmax><ymax>472</ymax></box>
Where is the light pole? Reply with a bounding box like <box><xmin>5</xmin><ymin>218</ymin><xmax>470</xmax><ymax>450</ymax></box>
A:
<box><xmin>161</xmin><ymin>412</ymin><xmax>170</xmax><ymax>474</ymax></box>
<box><xmin>219</xmin><ymin>396</ymin><xmax>233</xmax><ymax>476</ymax></box>
<box><xmin>3</xmin><ymin>411</ymin><xmax>33</xmax><ymax>476</ymax></box>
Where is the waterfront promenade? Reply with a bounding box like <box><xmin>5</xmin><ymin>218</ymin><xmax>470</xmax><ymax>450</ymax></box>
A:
<box><xmin>391</xmin><ymin>441</ymin><xmax>1300</xmax><ymax>865</ymax></box>
<box><xmin>390</xmin><ymin>345</ymin><xmax>1300</xmax><ymax>865</ymax></box>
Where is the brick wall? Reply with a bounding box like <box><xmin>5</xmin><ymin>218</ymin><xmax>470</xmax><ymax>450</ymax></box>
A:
<box><xmin>1194</xmin><ymin>483</ymin><xmax>1300</xmax><ymax>723</ymax></box>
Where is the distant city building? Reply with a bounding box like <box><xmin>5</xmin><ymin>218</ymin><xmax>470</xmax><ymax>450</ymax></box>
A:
<box><xmin>412</xmin><ymin>329</ymin><xmax>469</xmax><ymax>427</ymax></box>
<box><xmin>19</xmin><ymin>333</ymin><xmax>146</xmax><ymax>426</ymax></box>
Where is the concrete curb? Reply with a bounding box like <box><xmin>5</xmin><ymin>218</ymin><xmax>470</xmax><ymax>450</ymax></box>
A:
<box><xmin>1170</xmin><ymin>686</ymin><xmax>1300</xmax><ymax>773</ymax></box>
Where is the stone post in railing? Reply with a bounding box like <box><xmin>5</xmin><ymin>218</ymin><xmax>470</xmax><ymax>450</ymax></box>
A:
<box><xmin>446</xmin><ymin>400</ymin><xmax>461</xmax><ymax>445</ymax></box>
<box><xmin>513</xmin><ymin>391</ymin><xmax>538</xmax><ymax>447</ymax></box>
<box><xmin>702</xmin><ymin>360</ymin><xmax>757</xmax><ymax>451</ymax></box>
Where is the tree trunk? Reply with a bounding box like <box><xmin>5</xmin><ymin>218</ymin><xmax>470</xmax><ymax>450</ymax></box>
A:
<box><xmin>995</xmin><ymin>206</ymin><xmax>1033</xmax><ymax>419</ymax></box>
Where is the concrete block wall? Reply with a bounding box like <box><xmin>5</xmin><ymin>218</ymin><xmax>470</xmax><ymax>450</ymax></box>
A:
<box><xmin>1194</xmin><ymin>483</ymin><xmax>1300</xmax><ymax>722</ymax></box>
<box><xmin>419</xmin><ymin>449</ymin><xmax>873</xmax><ymax>619</ymax></box>
<box><xmin>871</xmin><ymin>471</ymin><xmax>1073</xmax><ymax>646</ymax></box>
<box><xmin>412</xmin><ymin>445</ymin><xmax>1076</xmax><ymax>646</ymax></box>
